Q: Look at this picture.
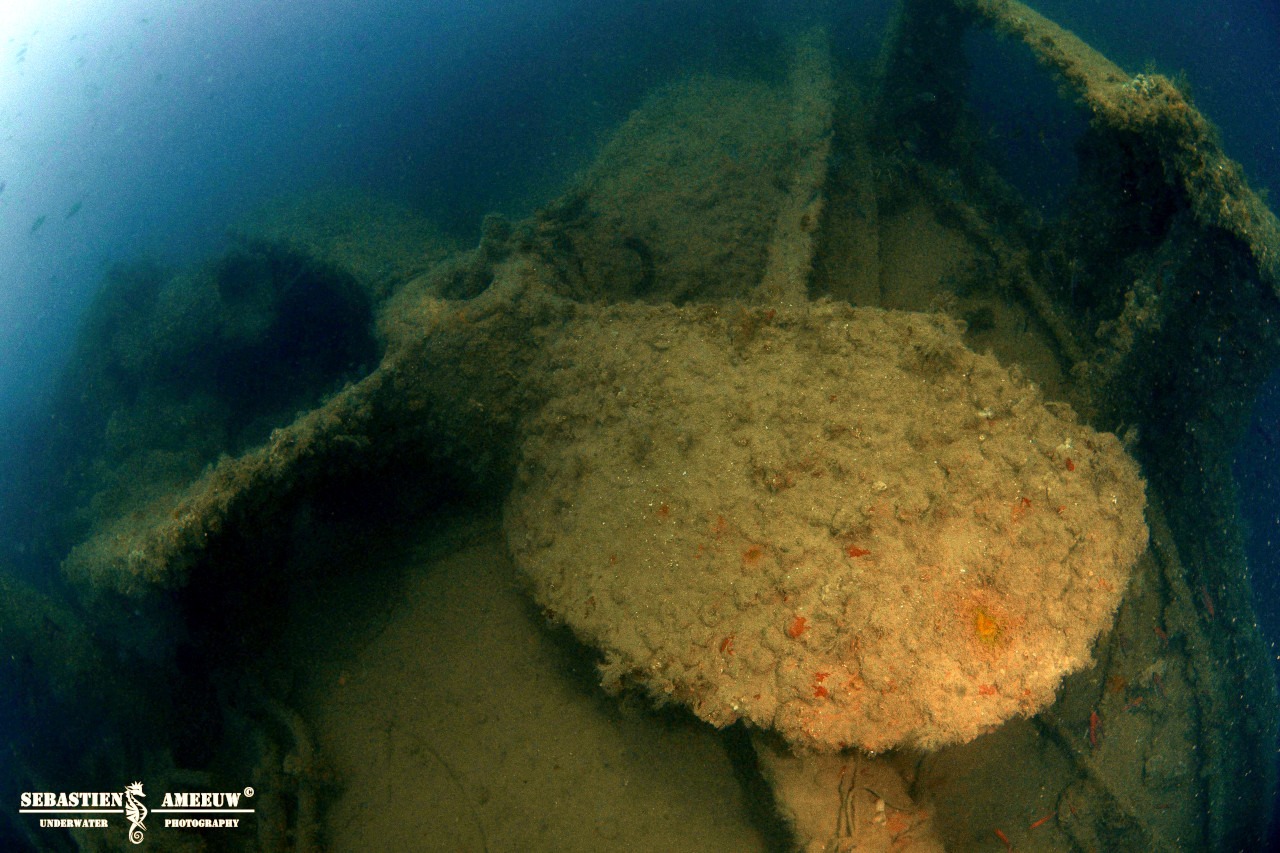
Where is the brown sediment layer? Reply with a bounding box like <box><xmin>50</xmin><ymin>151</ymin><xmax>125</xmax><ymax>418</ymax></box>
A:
<box><xmin>507</xmin><ymin>299</ymin><xmax>1147</xmax><ymax>752</ymax></box>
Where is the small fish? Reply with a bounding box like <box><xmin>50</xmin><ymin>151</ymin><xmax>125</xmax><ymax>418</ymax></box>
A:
<box><xmin>0</xmin><ymin>180</ymin><xmax>6</xmax><ymax>194</ymax></box>
<box><xmin>64</xmin><ymin>200</ymin><xmax>82</xmax><ymax>219</ymax></box>
<box><xmin>30</xmin><ymin>214</ymin><xmax>45</xmax><ymax>234</ymax></box>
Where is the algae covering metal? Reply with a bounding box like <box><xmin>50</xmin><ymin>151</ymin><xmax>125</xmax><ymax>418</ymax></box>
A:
<box><xmin>7</xmin><ymin>4</ymin><xmax>1279</xmax><ymax>853</ymax></box>
<box><xmin>507</xmin><ymin>300</ymin><xmax>1146</xmax><ymax>752</ymax></box>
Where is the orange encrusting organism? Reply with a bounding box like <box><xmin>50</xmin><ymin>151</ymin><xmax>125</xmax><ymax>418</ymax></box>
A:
<box><xmin>1011</xmin><ymin>495</ymin><xmax>1033</xmax><ymax>522</ymax></box>
<box><xmin>813</xmin><ymin>671</ymin><xmax>829</xmax><ymax>697</ymax></box>
<box><xmin>973</xmin><ymin>606</ymin><xmax>1001</xmax><ymax>644</ymax></box>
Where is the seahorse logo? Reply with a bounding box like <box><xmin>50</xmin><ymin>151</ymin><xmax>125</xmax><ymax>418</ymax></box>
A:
<box><xmin>123</xmin><ymin>782</ymin><xmax>147</xmax><ymax>844</ymax></box>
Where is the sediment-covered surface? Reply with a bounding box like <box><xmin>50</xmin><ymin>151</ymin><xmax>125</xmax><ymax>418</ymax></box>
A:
<box><xmin>507</xmin><ymin>299</ymin><xmax>1148</xmax><ymax>752</ymax></box>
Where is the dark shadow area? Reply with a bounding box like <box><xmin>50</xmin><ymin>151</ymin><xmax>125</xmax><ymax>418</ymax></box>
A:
<box><xmin>1</xmin><ymin>241</ymin><xmax>381</xmax><ymax>585</ymax></box>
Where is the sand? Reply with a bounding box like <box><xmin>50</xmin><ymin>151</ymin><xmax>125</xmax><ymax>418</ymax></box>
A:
<box><xmin>281</xmin><ymin>509</ymin><xmax>771</xmax><ymax>851</ymax></box>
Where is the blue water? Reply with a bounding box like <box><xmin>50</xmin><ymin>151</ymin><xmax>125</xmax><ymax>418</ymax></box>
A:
<box><xmin>0</xmin><ymin>0</ymin><xmax>831</xmax><ymax>468</ymax></box>
<box><xmin>0</xmin><ymin>0</ymin><xmax>791</xmax><ymax>568</ymax></box>
<box><xmin>0</xmin><ymin>0</ymin><xmax>1278</xmax><ymax>848</ymax></box>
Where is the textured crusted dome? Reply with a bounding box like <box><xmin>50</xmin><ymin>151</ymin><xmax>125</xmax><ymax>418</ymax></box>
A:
<box><xmin>507</xmin><ymin>300</ymin><xmax>1147</xmax><ymax>752</ymax></box>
